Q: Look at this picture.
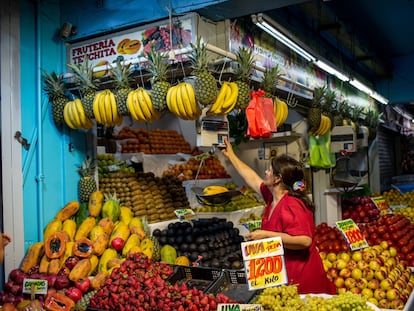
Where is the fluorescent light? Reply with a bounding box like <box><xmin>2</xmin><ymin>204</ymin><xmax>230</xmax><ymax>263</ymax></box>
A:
<box><xmin>349</xmin><ymin>79</ymin><xmax>373</xmax><ymax>95</ymax></box>
<box><xmin>253</xmin><ymin>14</ymin><xmax>315</xmax><ymax>62</ymax></box>
<box><xmin>314</xmin><ymin>60</ymin><xmax>349</xmax><ymax>82</ymax></box>
<box><xmin>371</xmin><ymin>92</ymin><xmax>389</xmax><ymax>105</ymax></box>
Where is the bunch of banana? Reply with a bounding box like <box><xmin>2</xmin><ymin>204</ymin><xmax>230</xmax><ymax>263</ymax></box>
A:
<box><xmin>311</xmin><ymin>114</ymin><xmax>332</xmax><ymax>136</ymax></box>
<box><xmin>207</xmin><ymin>81</ymin><xmax>238</xmax><ymax>115</ymax></box>
<box><xmin>274</xmin><ymin>97</ymin><xmax>289</xmax><ymax>128</ymax></box>
<box><xmin>166</xmin><ymin>82</ymin><xmax>201</xmax><ymax>120</ymax></box>
<box><xmin>203</xmin><ymin>185</ymin><xmax>229</xmax><ymax>196</ymax></box>
<box><xmin>93</xmin><ymin>89</ymin><xmax>123</xmax><ymax>127</ymax></box>
<box><xmin>126</xmin><ymin>87</ymin><xmax>160</xmax><ymax>122</ymax></box>
<box><xmin>63</xmin><ymin>99</ymin><xmax>94</xmax><ymax>130</ymax></box>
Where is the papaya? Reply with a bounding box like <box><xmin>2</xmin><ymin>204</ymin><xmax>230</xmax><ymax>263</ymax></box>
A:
<box><xmin>39</xmin><ymin>254</ymin><xmax>50</xmax><ymax>274</ymax></box>
<box><xmin>75</xmin><ymin>217</ymin><xmax>96</xmax><ymax>240</ymax></box>
<box><xmin>102</xmin><ymin>194</ymin><xmax>120</xmax><ymax>222</ymax></box>
<box><xmin>109</xmin><ymin>221</ymin><xmax>130</xmax><ymax>247</ymax></box>
<box><xmin>45</xmin><ymin>232</ymin><xmax>67</xmax><ymax>259</ymax></box>
<box><xmin>59</xmin><ymin>241</ymin><xmax>75</xmax><ymax>267</ymax></box>
<box><xmin>122</xmin><ymin>234</ymin><xmax>140</xmax><ymax>257</ymax></box>
<box><xmin>62</xmin><ymin>219</ymin><xmax>77</xmax><ymax>241</ymax></box>
<box><xmin>98</xmin><ymin>217</ymin><xmax>115</xmax><ymax>236</ymax></box>
<box><xmin>20</xmin><ymin>242</ymin><xmax>44</xmax><ymax>273</ymax></box>
<box><xmin>55</xmin><ymin>201</ymin><xmax>80</xmax><ymax>221</ymax></box>
<box><xmin>44</xmin><ymin>292</ymin><xmax>75</xmax><ymax>311</ymax></box>
<box><xmin>89</xmin><ymin>225</ymin><xmax>105</xmax><ymax>243</ymax></box>
<box><xmin>175</xmin><ymin>255</ymin><xmax>190</xmax><ymax>266</ymax></box>
<box><xmin>43</xmin><ymin>219</ymin><xmax>63</xmax><ymax>242</ymax></box>
<box><xmin>127</xmin><ymin>245</ymin><xmax>142</xmax><ymax>256</ymax></box>
<box><xmin>140</xmin><ymin>238</ymin><xmax>154</xmax><ymax>260</ymax></box>
<box><xmin>128</xmin><ymin>217</ymin><xmax>146</xmax><ymax>240</ymax></box>
<box><xmin>98</xmin><ymin>248</ymin><xmax>118</xmax><ymax>272</ymax></box>
<box><xmin>88</xmin><ymin>190</ymin><xmax>104</xmax><ymax>217</ymax></box>
<box><xmin>88</xmin><ymin>254</ymin><xmax>99</xmax><ymax>276</ymax></box>
<box><xmin>92</xmin><ymin>233</ymin><xmax>109</xmax><ymax>256</ymax></box>
<box><xmin>73</xmin><ymin>237</ymin><xmax>94</xmax><ymax>258</ymax></box>
<box><xmin>69</xmin><ymin>258</ymin><xmax>92</xmax><ymax>281</ymax></box>
<box><xmin>48</xmin><ymin>258</ymin><xmax>62</xmax><ymax>275</ymax></box>
<box><xmin>91</xmin><ymin>271</ymin><xmax>109</xmax><ymax>290</ymax></box>
<box><xmin>119</xmin><ymin>206</ymin><xmax>133</xmax><ymax>225</ymax></box>
<box><xmin>160</xmin><ymin>244</ymin><xmax>177</xmax><ymax>264</ymax></box>
<box><xmin>107</xmin><ymin>257</ymin><xmax>125</xmax><ymax>269</ymax></box>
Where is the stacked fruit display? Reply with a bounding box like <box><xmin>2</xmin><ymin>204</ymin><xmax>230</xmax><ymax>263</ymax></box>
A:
<box><xmin>320</xmin><ymin>243</ymin><xmax>414</xmax><ymax>309</ymax></box>
<box><xmin>162</xmin><ymin>155</ymin><xmax>230</xmax><ymax>180</ymax></box>
<box><xmin>315</xmin><ymin>222</ymin><xmax>349</xmax><ymax>254</ymax></box>
<box><xmin>341</xmin><ymin>196</ymin><xmax>380</xmax><ymax>224</ymax></box>
<box><xmin>114</xmin><ymin>127</ymin><xmax>194</xmax><ymax>154</ymax></box>
<box><xmin>153</xmin><ymin>218</ymin><xmax>245</xmax><ymax>270</ymax></box>
<box><xmin>99</xmin><ymin>171</ymin><xmax>190</xmax><ymax>223</ymax></box>
<box><xmin>97</xmin><ymin>153</ymin><xmax>134</xmax><ymax>178</ymax></box>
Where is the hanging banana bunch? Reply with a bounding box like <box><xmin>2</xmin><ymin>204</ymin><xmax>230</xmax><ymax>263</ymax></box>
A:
<box><xmin>274</xmin><ymin>97</ymin><xmax>289</xmax><ymax>128</ymax></box>
<box><xmin>206</xmin><ymin>81</ymin><xmax>239</xmax><ymax>116</ymax></box>
<box><xmin>63</xmin><ymin>98</ymin><xmax>94</xmax><ymax>130</ymax></box>
<box><xmin>311</xmin><ymin>114</ymin><xmax>332</xmax><ymax>136</ymax></box>
<box><xmin>92</xmin><ymin>89</ymin><xmax>123</xmax><ymax>127</ymax></box>
<box><xmin>166</xmin><ymin>82</ymin><xmax>201</xmax><ymax>120</ymax></box>
<box><xmin>126</xmin><ymin>87</ymin><xmax>160</xmax><ymax>123</ymax></box>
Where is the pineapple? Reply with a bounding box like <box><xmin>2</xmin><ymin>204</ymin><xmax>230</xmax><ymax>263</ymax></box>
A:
<box><xmin>260</xmin><ymin>64</ymin><xmax>281</xmax><ymax>98</ymax></box>
<box><xmin>78</xmin><ymin>157</ymin><xmax>97</xmax><ymax>203</ymax></box>
<box><xmin>322</xmin><ymin>88</ymin><xmax>338</xmax><ymax>129</ymax></box>
<box><xmin>67</xmin><ymin>57</ymin><xmax>99</xmax><ymax>118</ymax></box>
<box><xmin>110</xmin><ymin>59</ymin><xmax>133</xmax><ymax>116</ymax></box>
<box><xmin>234</xmin><ymin>46</ymin><xmax>255</xmax><ymax>109</ymax></box>
<box><xmin>308</xmin><ymin>86</ymin><xmax>326</xmax><ymax>133</ymax></box>
<box><xmin>146</xmin><ymin>47</ymin><xmax>171</xmax><ymax>112</ymax></box>
<box><xmin>141</xmin><ymin>216</ymin><xmax>161</xmax><ymax>261</ymax></box>
<box><xmin>42</xmin><ymin>70</ymin><xmax>68</xmax><ymax>126</ymax></box>
<box><xmin>189</xmin><ymin>37</ymin><xmax>217</xmax><ymax>106</ymax></box>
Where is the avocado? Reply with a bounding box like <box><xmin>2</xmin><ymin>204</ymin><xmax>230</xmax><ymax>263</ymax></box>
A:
<box><xmin>198</xmin><ymin>243</ymin><xmax>208</xmax><ymax>253</ymax></box>
<box><xmin>188</xmin><ymin>243</ymin><xmax>197</xmax><ymax>252</ymax></box>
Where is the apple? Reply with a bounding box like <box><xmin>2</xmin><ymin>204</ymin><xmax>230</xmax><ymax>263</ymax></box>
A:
<box><xmin>346</xmin><ymin>259</ymin><xmax>358</xmax><ymax>269</ymax></box>
<box><xmin>389</xmin><ymin>246</ymin><xmax>398</xmax><ymax>257</ymax></box>
<box><xmin>367</xmin><ymin>297</ymin><xmax>378</xmax><ymax>306</ymax></box>
<box><xmin>356</xmin><ymin>278</ymin><xmax>368</xmax><ymax>289</ymax></box>
<box><xmin>361</xmin><ymin>287</ymin><xmax>374</xmax><ymax>299</ymax></box>
<box><xmin>351</xmin><ymin>251</ymin><xmax>363</xmax><ymax>262</ymax></box>
<box><xmin>373</xmin><ymin>288</ymin><xmax>386</xmax><ymax>300</ymax></box>
<box><xmin>333</xmin><ymin>276</ymin><xmax>345</xmax><ymax>288</ymax></box>
<box><xmin>386</xmin><ymin>288</ymin><xmax>400</xmax><ymax>301</ymax></box>
<box><xmin>375</xmin><ymin>267</ymin><xmax>388</xmax><ymax>281</ymax></box>
<box><xmin>357</xmin><ymin>260</ymin><xmax>368</xmax><ymax>270</ymax></box>
<box><xmin>351</xmin><ymin>268</ymin><xmax>362</xmax><ymax>280</ymax></box>
<box><xmin>362</xmin><ymin>250</ymin><xmax>376</xmax><ymax>262</ymax></box>
<box><xmin>362</xmin><ymin>268</ymin><xmax>375</xmax><ymax>281</ymax></box>
<box><xmin>327</xmin><ymin>268</ymin><xmax>339</xmax><ymax>279</ymax></box>
<box><xmin>390</xmin><ymin>299</ymin><xmax>405</xmax><ymax>310</ymax></box>
<box><xmin>394</xmin><ymin>278</ymin><xmax>407</xmax><ymax>292</ymax></box>
<box><xmin>339</xmin><ymin>268</ymin><xmax>351</xmax><ymax>278</ymax></box>
<box><xmin>334</xmin><ymin>258</ymin><xmax>348</xmax><ymax>270</ymax></box>
<box><xmin>327</xmin><ymin>252</ymin><xmax>337</xmax><ymax>262</ymax></box>
<box><xmin>379</xmin><ymin>278</ymin><xmax>393</xmax><ymax>291</ymax></box>
<box><xmin>368</xmin><ymin>260</ymin><xmax>381</xmax><ymax>271</ymax></box>
<box><xmin>367</xmin><ymin>279</ymin><xmax>380</xmax><ymax>290</ymax></box>
<box><xmin>377</xmin><ymin>298</ymin><xmax>390</xmax><ymax>309</ymax></box>
<box><xmin>380</xmin><ymin>240</ymin><xmax>389</xmax><ymax>250</ymax></box>
<box><xmin>344</xmin><ymin>277</ymin><xmax>357</xmax><ymax>289</ymax></box>
<box><xmin>349</xmin><ymin>287</ymin><xmax>361</xmax><ymax>294</ymax></box>
<box><xmin>323</xmin><ymin>260</ymin><xmax>332</xmax><ymax>272</ymax></box>
<box><xmin>337</xmin><ymin>287</ymin><xmax>347</xmax><ymax>294</ymax></box>
<box><xmin>338</xmin><ymin>252</ymin><xmax>351</xmax><ymax>262</ymax></box>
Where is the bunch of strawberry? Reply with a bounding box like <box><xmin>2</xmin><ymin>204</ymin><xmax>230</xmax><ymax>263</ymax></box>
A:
<box><xmin>89</xmin><ymin>253</ymin><xmax>233</xmax><ymax>311</ymax></box>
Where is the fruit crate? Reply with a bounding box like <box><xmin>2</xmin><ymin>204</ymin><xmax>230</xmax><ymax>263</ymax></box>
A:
<box><xmin>207</xmin><ymin>269</ymin><xmax>258</xmax><ymax>303</ymax></box>
<box><xmin>167</xmin><ymin>265</ymin><xmax>223</xmax><ymax>292</ymax></box>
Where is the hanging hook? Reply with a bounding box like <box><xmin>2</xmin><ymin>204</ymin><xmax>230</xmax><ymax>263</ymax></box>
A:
<box><xmin>14</xmin><ymin>131</ymin><xmax>30</xmax><ymax>150</ymax></box>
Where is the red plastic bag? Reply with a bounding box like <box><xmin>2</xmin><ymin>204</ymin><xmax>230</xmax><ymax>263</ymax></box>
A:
<box><xmin>245</xmin><ymin>89</ymin><xmax>276</xmax><ymax>138</ymax></box>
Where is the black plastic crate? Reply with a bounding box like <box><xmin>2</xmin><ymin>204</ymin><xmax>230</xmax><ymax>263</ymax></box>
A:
<box><xmin>207</xmin><ymin>269</ymin><xmax>258</xmax><ymax>303</ymax></box>
<box><xmin>167</xmin><ymin>265</ymin><xmax>223</xmax><ymax>292</ymax></box>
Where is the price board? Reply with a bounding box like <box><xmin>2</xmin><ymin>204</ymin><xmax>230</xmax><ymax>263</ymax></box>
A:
<box><xmin>217</xmin><ymin>304</ymin><xmax>262</xmax><ymax>311</ymax></box>
<box><xmin>22</xmin><ymin>278</ymin><xmax>48</xmax><ymax>295</ymax></box>
<box><xmin>174</xmin><ymin>209</ymin><xmax>195</xmax><ymax>220</ymax></box>
<box><xmin>371</xmin><ymin>196</ymin><xmax>391</xmax><ymax>214</ymax></box>
<box><xmin>336</xmin><ymin>218</ymin><xmax>369</xmax><ymax>251</ymax></box>
<box><xmin>241</xmin><ymin>237</ymin><xmax>287</xmax><ymax>290</ymax></box>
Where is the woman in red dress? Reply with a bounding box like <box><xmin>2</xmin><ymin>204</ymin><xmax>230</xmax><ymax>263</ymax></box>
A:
<box><xmin>221</xmin><ymin>139</ymin><xmax>336</xmax><ymax>295</ymax></box>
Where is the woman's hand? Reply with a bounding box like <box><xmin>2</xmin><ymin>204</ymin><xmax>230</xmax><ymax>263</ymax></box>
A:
<box><xmin>245</xmin><ymin>229</ymin><xmax>276</xmax><ymax>241</ymax></box>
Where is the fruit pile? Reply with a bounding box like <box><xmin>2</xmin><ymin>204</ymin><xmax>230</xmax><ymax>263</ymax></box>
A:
<box><xmin>90</xmin><ymin>252</ymin><xmax>233</xmax><ymax>311</ymax></box>
<box><xmin>320</xmin><ymin>243</ymin><xmax>414</xmax><ymax>310</ymax></box>
<box><xmin>153</xmin><ymin>218</ymin><xmax>245</xmax><ymax>269</ymax></box>
<box><xmin>341</xmin><ymin>196</ymin><xmax>380</xmax><ymax>224</ymax></box>
<box><xmin>99</xmin><ymin>172</ymin><xmax>190</xmax><ymax>223</ymax></box>
<box><xmin>115</xmin><ymin>127</ymin><xmax>194</xmax><ymax>154</ymax></box>
<box><xmin>162</xmin><ymin>155</ymin><xmax>230</xmax><ymax>180</ymax></box>
<box><xmin>97</xmin><ymin>154</ymin><xmax>134</xmax><ymax>178</ymax></box>
<box><xmin>315</xmin><ymin>222</ymin><xmax>349</xmax><ymax>254</ymax></box>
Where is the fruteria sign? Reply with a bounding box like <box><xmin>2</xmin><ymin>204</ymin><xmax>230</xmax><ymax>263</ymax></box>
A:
<box><xmin>66</xmin><ymin>14</ymin><xmax>195</xmax><ymax>71</ymax></box>
<box><xmin>241</xmin><ymin>236</ymin><xmax>287</xmax><ymax>290</ymax></box>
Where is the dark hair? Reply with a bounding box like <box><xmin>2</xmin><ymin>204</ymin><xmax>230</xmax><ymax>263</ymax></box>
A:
<box><xmin>271</xmin><ymin>154</ymin><xmax>315</xmax><ymax>213</ymax></box>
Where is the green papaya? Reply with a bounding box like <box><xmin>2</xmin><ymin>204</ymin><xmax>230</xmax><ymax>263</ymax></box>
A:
<box><xmin>102</xmin><ymin>194</ymin><xmax>120</xmax><ymax>222</ymax></box>
<box><xmin>160</xmin><ymin>244</ymin><xmax>177</xmax><ymax>264</ymax></box>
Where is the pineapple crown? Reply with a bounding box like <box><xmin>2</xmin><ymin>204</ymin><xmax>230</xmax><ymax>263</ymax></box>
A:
<box><xmin>110</xmin><ymin>59</ymin><xmax>133</xmax><ymax>89</ymax></box>
<box><xmin>41</xmin><ymin>70</ymin><xmax>67</xmax><ymax>99</ymax></box>
<box><xmin>312</xmin><ymin>85</ymin><xmax>327</xmax><ymax>107</ymax></box>
<box><xmin>261</xmin><ymin>64</ymin><xmax>281</xmax><ymax>94</ymax></box>
<box><xmin>234</xmin><ymin>46</ymin><xmax>255</xmax><ymax>81</ymax></box>
<box><xmin>77</xmin><ymin>157</ymin><xmax>96</xmax><ymax>177</ymax></box>
<box><xmin>141</xmin><ymin>216</ymin><xmax>151</xmax><ymax>236</ymax></box>
<box><xmin>323</xmin><ymin>89</ymin><xmax>338</xmax><ymax>112</ymax></box>
<box><xmin>104</xmin><ymin>192</ymin><xmax>120</xmax><ymax>204</ymax></box>
<box><xmin>188</xmin><ymin>37</ymin><xmax>209</xmax><ymax>74</ymax></box>
<box><xmin>146</xmin><ymin>47</ymin><xmax>170</xmax><ymax>84</ymax></box>
<box><xmin>67</xmin><ymin>57</ymin><xmax>99</xmax><ymax>93</ymax></box>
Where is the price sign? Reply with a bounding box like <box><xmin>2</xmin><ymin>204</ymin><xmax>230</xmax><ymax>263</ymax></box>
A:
<box><xmin>217</xmin><ymin>304</ymin><xmax>262</xmax><ymax>311</ymax></box>
<box><xmin>241</xmin><ymin>237</ymin><xmax>287</xmax><ymax>290</ymax></box>
<box><xmin>22</xmin><ymin>278</ymin><xmax>48</xmax><ymax>295</ymax></box>
<box><xmin>174</xmin><ymin>209</ymin><xmax>195</xmax><ymax>220</ymax></box>
<box><xmin>371</xmin><ymin>196</ymin><xmax>391</xmax><ymax>214</ymax></box>
<box><xmin>336</xmin><ymin>219</ymin><xmax>369</xmax><ymax>251</ymax></box>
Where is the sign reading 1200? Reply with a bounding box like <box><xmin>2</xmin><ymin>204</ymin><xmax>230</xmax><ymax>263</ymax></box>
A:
<box><xmin>241</xmin><ymin>237</ymin><xmax>287</xmax><ymax>290</ymax></box>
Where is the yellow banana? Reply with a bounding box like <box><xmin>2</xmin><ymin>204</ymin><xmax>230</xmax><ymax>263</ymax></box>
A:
<box><xmin>99</xmin><ymin>91</ymin><xmax>108</xmax><ymax>125</ymax></box>
<box><xmin>69</xmin><ymin>100</ymin><xmax>82</xmax><ymax>128</ymax></box>
<box><xmin>219</xmin><ymin>82</ymin><xmax>235</xmax><ymax>111</ymax></box>
<box><xmin>278</xmin><ymin>99</ymin><xmax>289</xmax><ymax>126</ymax></box>
<box><xmin>314</xmin><ymin>115</ymin><xmax>327</xmax><ymax>136</ymax></box>
<box><xmin>178</xmin><ymin>83</ymin><xmax>192</xmax><ymax>119</ymax></box>
<box><xmin>108</xmin><ymin>90</ymin><xmax>118</xmax><ymax>126</ymax></box>
<box><xmin>126</xmin><ymin>91</ymin><xmax>139</xmax><ymax>121</ymax></box>
<box><xmin>170</xmin><ymin>85</ymin><xmax>182</xmax><ymax>117</ymax></box>
<box><xmin>105</xmin><ymin>90</ymin><xmax>115</xmax><ymax>126</ymax></box>
<box><xmin>93</xmin><ymin>92</ymin><xmax>103</xmax><ymax>124</ymax></box>
<box><xmin>73</xmin><ymin>98</ymin><xmax>89</xmax><ymax>129</ymax></box>
<box><xmin>166</xmin><ymin>86</ymin><xmax>175</xmax><ymax>112</ymax></box>
<box><xmin>141</xmin><ymin>88</ymin><xmax>159</xmax><ymax>121</ymax></box>
<box><xmin>137</xmin><ymin>88</ymin><xmax>153</xmax><ymax>121</ymax></box>
<box><xmin>132</xmin><ymin>90</ymin><xmax>146</xmax><ymax>121</ymax></box>
<box><xmin>180</xmin><ymin>83</ymin><xmax>195</xmax><ymax>119</ymax></box>
<box><xmin>275</xmin><ymin>97</ymin><xmax>285</xmax><ymax>127</ymax></box>
<box><xmin>319</xmin><ymin>115</ymin><xmax>331</xmax><ymax>136</ymax></box>
<box><xmin>219</xmin><ymin>82</ymin><xmax>239</xmax><ymax>114</ymax></box>
<box><xmin>63</xmin><ymin>102</ymin><xmax>76</xmax><ymax>129</ymax></box>
<box><xmin>184</xmin><ymin>82</ymin><xmax>200</xmax><ymax>119</ymax></box>
<box><xmin>208</xmin><ymin>82</ymin><xmax>228</xmax><ymax>115</ymax></box>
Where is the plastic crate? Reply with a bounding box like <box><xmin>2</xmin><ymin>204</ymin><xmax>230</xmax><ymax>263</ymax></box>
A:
<box><xmin>167</xmin><ymin>265</ymin><xmax>223</xmax><ymax>292</ymax></box>
<box><xmin>207</xmin><ymin>269</ymin><xmax>258</xmax><ymax>303</ymax></box>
